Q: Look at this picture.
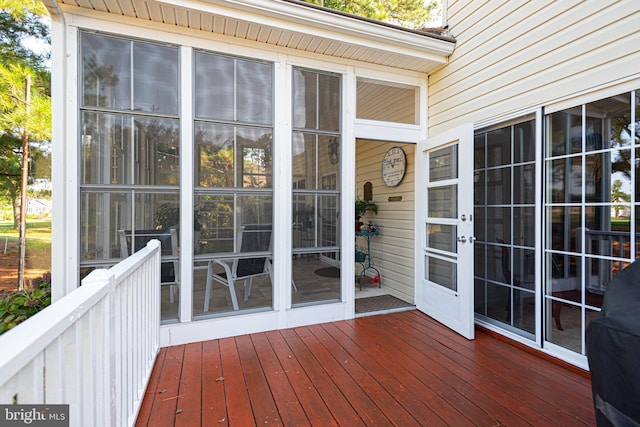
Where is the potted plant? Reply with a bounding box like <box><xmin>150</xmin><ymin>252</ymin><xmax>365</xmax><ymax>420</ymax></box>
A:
<box><xmin>355</xmin><ymin>199</ymin><xmax>378</xmax><ymax>231</ymax></box>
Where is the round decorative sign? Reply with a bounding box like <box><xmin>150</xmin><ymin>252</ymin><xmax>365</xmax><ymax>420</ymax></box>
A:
<box><xmin>381</xmin><ymin>146</ymin><xmax>406</xmax><ymax>187</ymax></box>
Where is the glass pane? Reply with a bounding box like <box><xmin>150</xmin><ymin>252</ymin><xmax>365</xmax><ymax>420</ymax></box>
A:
<box><xmin>195</xmin><ymin>123</ymin><xmax>234</xmax><ymax>188</ymax></box>
<box><xmin>133</xmin><ymin>42</ymin><xmax>179</xmax><ymax>115</ymax></box>
<box><xmin>474</xmin><ymin>278</ymin><xmax>486</xmax><ymax>315</ymax></box>
<box><xmin>486</xmin><ymin>128</ymin><xmax>511</xmax><ymax>167</ymax></box>
<box><xmin>318</xmin><ymin>73</ymin><xmax>340</xmax><ymax>131</ymax></box>
<box><xmin>547</xmin><ymin>206</ymin><xmax>581</xmax><ymax>252</ymax></box>
<box><xmin>133</xmin><ymin>193</ymin><xmax>180</xmax><ymax>232</ymax></box>
<box><xmin>426</xmin><ymin>224</ymin><xmax>456</xmax><ymax>252</ymax></box>
<box><xmin>474</xmin><ymin>133</ymin><xmax>485</xmax><ymax>169</ymax></box>
<box><xmin>318</xmin><ymin>194</ymin><xmax>339</xmax><ymax>248</ymax></box>
<box><xmin>547</xmin><ymin>156</ymin><xmax>582</xmax><ymax>203</ymax></box>
<box><xmin>356</xmin><ymin>78</ymin><xmax>417</xmax><ymax>124</ymax></box>
<box><xmin>293</xmin><ymin>195</ymin><xmax>315</xmax><ymax>249</ymax></box>
<box><xmin>428</xmin><ymin>185</ymin><xmax>457</xmax><ymax>218</ymax></box>
<box><xmin>513</xmin><ymin>207</ymin><xmax>535</xmax><ymax>247</ymax></box>
<box><xmin>586</xmin><ymin>93</ymin><xmax>632</xmax><ymax>149</ymax></box>
<box><xmin>513</xmin><ymin>248</ymin><xmax>535</xmax><ymax>289</ymax></box>
<box><xmin>81</xmin><ymin>32</ymin><xmax>131</xmax><ymax>109</ymax></box>
<box><xmin>238</xmin><ymin>195</ymin><xmax>273</xmax><ymax>228</ymax></box>
<box><xmin>195</xmin><ymin>195</ymin><xmax>235</xmax><ymax>254</ymax></box>
<box><xmin>486</xmin><ymin>207</ymin><xmax>510</xmax><ymax>245</ymax></box>
<box><xmin>474</xmin><ymin>243</ymin><xmax>486</xmax><ymax>279</ymax></box>
<box><xmin>237</xmin><ymin>60</ymin><xmax>273</xmax><ymax>124</ymax></box>
<box><xmin>486</xmin><ymin>244</ymin><xmax>503</xmax><ymax>283</ymax></box>
<box><xmin>81</xmin><ymin>112</ymin><xmax>131</xmax><ymax>185</ymax></box>
<box><xmin>474</xmin><ymin>206</ymin><xmax>486</xmax><ymax>242</ymax></box>
<box><xmin>514</xmin><ymin>120</ymin><xmax>535</xmax><ymax>163</ymax></box>
<box><xmin>546</xmin><ymin>109</ymin><xmax>582</xmax><ymax>156</ymax></box>
<box><xmin>292</xmin><ymin>132</ymin><xmax>317</xmax><ymax>189</ymax></box>
<box><xmin>238</xmin><ymin>127</ymin><xmax>273</xmax><ymax>189</ymax></box>
<box><xmin>319</xmin><ymin>136</ymin><xmax>340</xmax><ymax>185</ymax></box>
<box><xmin>292</xmin><ymin>69</ymin><xmax>317</xmax><ymax>129</ymax></box>
<box><xmin>80</xmin><ymin>191</ymin><xmax>131</xmax><ymax>261</ymax></box>
<box><xmin>486</xmin><ymin>282</ymin><xmax>509</xmax><ymax>323</ymax></box>
<box><xmin>426</xmin><ymin>256</ymin><xmax>456</xmax><ymax>291</ymax></box>
<box><xmin>194</xmin><ymin>52</ymin><xmax>234</xmax><ymax>121</ymax></box>
<box><xmin>546</xmin><ymin>299</ymin><xmax>581</xmax><ymax>353</ymax></box>
<box><xmin>429</xmin><ymin>145</ymin><xmax>457</xmax><ymax>182</ymax></box>
<box><xmin>585</xmin><ymin>206</ymin><xmax>630</xmax><ymax>257</ymax></box>
<box><xmin>513</xmin><ymin>289</ymin><xmax>535</xmax><ymax>334</ymax></box>
<box><xmin>292</xmin><ymin>250</ymin><xmax>341</xmax><ymax>306</ymax></box>
<box><xmin>474</xmin><ymin>170</ymin><xmax>485</xmax><ymax>205</ymax></box>
<box><xmin>513</xmin><ymin>164</ymin><xmax>535</xmax><ymax>204</ymax></box>
<box><xmin>486</xmin><ymin>167</ymin><xmax>510</xmax><ymax>205</ymax></box>
<box><xmin>134</xmin><ymin>117</ymin><xmax>180</xmax><ymax>185</ymax></box>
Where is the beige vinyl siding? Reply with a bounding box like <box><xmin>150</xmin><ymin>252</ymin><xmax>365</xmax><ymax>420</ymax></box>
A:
<box><xmin>430</xmin><ymin>1</ymin><xmax>640</xmax><ymax>134</ymax></box>
<box><xmin>356</xmin><ymin>139</ymin><xmax>415</xmax><ymax>303</ymax></box>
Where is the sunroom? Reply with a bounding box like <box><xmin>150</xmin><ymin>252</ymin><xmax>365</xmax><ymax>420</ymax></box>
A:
<box><xmin>46</xmin><ymin>0</ymin><xmax>456</xmax><ymax>346</ymax></box>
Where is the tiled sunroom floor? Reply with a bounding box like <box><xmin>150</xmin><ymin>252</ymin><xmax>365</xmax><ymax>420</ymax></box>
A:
<box><xmin>136</xmin><ymin>310</ymin><xmax>595</xmax><ymax>426</ymax></box>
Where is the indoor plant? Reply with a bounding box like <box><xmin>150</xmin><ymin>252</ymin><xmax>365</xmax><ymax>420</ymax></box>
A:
<box><xmin>355</xmin><ymin>199</ymin><xmax>378</xmax><ymax>231</ymax></box>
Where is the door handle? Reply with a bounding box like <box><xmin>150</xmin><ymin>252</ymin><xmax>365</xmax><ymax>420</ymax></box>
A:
<box><xmin>457</xmin><ymin>236</ymin><xmax>467</xmax><ymax>243</ymax></box>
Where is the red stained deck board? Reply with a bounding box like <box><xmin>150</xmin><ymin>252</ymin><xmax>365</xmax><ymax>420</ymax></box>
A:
<box><xmin>249</xmin><ymin>332</ymin><xmax>311</xmax><ymax>426</ymax></box>
<box><xmin>135</xmin><ymin>347</ymin><xmax>166</xmax><ymax>427</ymax></box>
<box><xmin>234</xmin><ymin>334</ymin><xmax>281</xmax><ymax>425</ymax></box>
<box><xmin>307</xmin><ymin>323</ymin><xmax>424</xmax><ymax>427</ymax></box>
<box><xmin>146</xmin><ymin>345</ymin><xmax>185</xmax><ymax>427</ymax></box>
<box><xmin>329</xmin><ymin>319</ymin><xmax>482</xmax><ymax>426</ymax></box>
<box><xmin>201</xmin><ymin>339</ymin><xmax>228</xmax><ymax>427</ymax></box>
<box><xmin>264</xmin><ymin>330</ymin><xmax>339</xmax><ymax>426</ymax></box>
<box><xmin>294</xmin><ymin>325</ymin><xmax>393</xmax><ymax>427</ymax></box>
<box><xmin>137</xmin><ymin>310</ymin><xmax>596</xmax><ymax>427</ymax></box>
<box><xmin>279</xmin><ymin>328</ymin><xmax>367</xmax><ymax>427</ymax></box>
<box><xmin>175</xmin><ymin>342</ymin><xmax>203</xmax><ymax>427</ymax></box>
<box><xmin>218</xmin><ymin>337</ymin><xmax>254</xmax><ymax>426</ymax></box>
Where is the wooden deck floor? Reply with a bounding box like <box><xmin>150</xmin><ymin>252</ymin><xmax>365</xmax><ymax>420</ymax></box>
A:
<box><xmin>135</xmin><ymin>310</ymin><xmax>595</xmax><ymax>426</ymax></box>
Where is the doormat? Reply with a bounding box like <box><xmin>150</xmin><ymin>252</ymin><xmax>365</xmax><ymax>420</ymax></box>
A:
<box><xmin>314</xmin><ymin>267</ymin><xmax>340</xmax><ymax>278</ymax></box>
<box><xmin>355</xmin><ymin>294</ymin><xmax>414</xmax><ymax>314</ymax></box>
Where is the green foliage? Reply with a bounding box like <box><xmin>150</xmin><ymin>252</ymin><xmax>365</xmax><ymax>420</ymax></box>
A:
<box><xmin>0</xmin><ymin>0</ymin><xmax>49</xmax><ymax>70</ymax></box>
<box><xmin>355</xmin><ymin>198</ymin><xmax>378</xmax><ymax>219</ymax></box>
<box><xmin>0</xmin><ymin>0</ymin><xmax>52</xmax><ymax>222</ymax></box>
<box><xmin>0</xmin><ymin>276</ymin><xmax>51</xmax><ymax>335</ymax></box>
<box><xmin>303</xmin><ymin>0</ymin><xmax>438</xmax><ymax>29</ymax></box>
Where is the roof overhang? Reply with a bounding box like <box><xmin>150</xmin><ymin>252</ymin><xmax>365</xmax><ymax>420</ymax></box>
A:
<box><xmin>41</xmin><ymin>0</ymin><xmax>455</xmax><ymax>73</ymax></box>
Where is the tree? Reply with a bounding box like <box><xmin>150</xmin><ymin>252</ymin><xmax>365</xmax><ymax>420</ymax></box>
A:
<box><xmin>611</xmin><ymin>179</ymin><xmax>630</xmax><ymax>218</ymax></box>
<box><xmin>302</xmin><ymin>0</ymin><xmax>439</xmax><ymax>29</ymax></box>
<box><xmin>0</xmin><ymin>0</ymin><xmax>51</xmax><ymax>290</ymax></box>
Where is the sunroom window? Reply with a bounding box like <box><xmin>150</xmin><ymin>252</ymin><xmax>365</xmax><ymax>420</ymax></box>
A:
<box><xmin>291</xmin><ymin>67</ymin><xmax>342</xmax><ymax>306</ymax></box>
<box><xmin>79</xmin><ymin>32</ymin><xmax>180</xmax><ymax>322</ymax></box>
<box><xmin>193</xmin><ymin>51</ymin><xmax>274</xmax><ymax>316</ymax></box>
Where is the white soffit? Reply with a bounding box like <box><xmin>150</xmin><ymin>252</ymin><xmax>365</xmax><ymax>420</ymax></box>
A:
<box><xmin>44</xmin><ymin>0</ymin><xmax>455</xmax><ymax>73</ymax></box>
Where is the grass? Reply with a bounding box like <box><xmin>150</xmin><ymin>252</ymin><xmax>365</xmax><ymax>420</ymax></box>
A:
<box><xmin>0</xmin><ymin>220</ymin><xmax>52</xmax><ymax>270</ymax></box>
<box><xmin>0</xmin><ymin>219</ymin><xmax>51</xmax><ymax>240</ymax></box>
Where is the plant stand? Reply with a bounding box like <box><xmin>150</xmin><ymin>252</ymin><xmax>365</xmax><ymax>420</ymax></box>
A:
<box><xmin>355</xmin><ymin>230</ymin><xmax>380</xmax><ymax>290</ymax></box>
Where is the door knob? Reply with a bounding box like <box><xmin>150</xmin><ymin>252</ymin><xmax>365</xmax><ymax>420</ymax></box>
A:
<box><xmin>457</xmin><ymin>236</ymin><xmax>467</xmax><ymax>243</ymax></box>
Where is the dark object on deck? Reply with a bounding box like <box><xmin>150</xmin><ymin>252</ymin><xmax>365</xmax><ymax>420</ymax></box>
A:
<box><xmin>586</xmin><ymin>259</ymin><xmax>640</xmax><ymax>427</ymax></box>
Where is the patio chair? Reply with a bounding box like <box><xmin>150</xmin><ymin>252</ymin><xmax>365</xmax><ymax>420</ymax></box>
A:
<box><xmin>203</xmin><ymin>224</ymin><xmax>273</xmax><ymax>312</ymax></box>
<box><xmin>119</xmin><ymin>228</ymin><xmax>179</xmax><ymax>303</ymax></box>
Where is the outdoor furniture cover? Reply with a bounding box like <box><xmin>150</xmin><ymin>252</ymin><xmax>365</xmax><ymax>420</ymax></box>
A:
<box><xmin>586</xmin><ymin>258</ymin><xmax>640</xmax><ymax>427</ymax></box>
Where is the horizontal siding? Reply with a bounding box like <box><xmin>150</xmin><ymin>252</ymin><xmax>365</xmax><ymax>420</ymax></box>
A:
<box><xmin>430</xmin><ymin>0</ymin><xmax>640</xmax><ymax>134</ymax></box>
<box><xmin>356</xmin><ymin>140</ymin><xmax>415</xmax><ymax>303</ymax></box>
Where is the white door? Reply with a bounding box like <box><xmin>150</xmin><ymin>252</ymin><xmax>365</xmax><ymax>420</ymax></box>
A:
<box><xmin>416</xmin><ymin>123</ymin><xmax>475</xmax><ymax>339</ymax></box>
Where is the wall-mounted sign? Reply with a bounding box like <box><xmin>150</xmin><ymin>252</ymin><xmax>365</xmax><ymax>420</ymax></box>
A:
<box><xmin>381</xmin><ymin>146</ymin><xmax>406</xmax><ymax>187</ymax></box>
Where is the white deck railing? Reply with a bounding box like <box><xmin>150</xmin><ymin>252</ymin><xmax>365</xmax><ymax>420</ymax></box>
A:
<box><xmin>0</xmin><ymin>240</ymin><xmax>161</xmax><ymax>427</ymax></box>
